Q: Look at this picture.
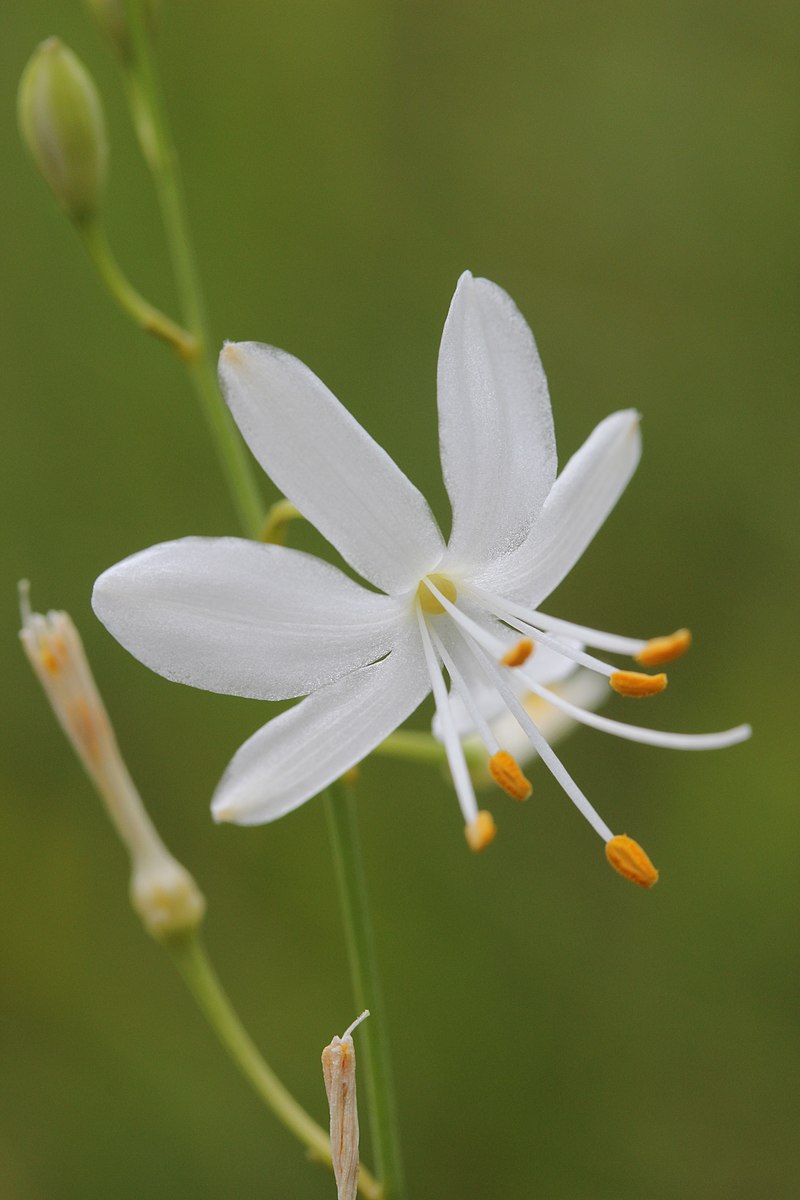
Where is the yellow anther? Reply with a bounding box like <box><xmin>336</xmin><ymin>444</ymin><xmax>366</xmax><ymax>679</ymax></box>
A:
<box><xmin>605</xmin><ymin>834</ymin><xmax>659</xmax><ymax>888</ymax></box>
<box><xmin>635</xmin><ymin>628</ymin><xmax>692</xmax><ymax>667</ymax></box>
<box><xmin>610</xmin><ymin>670</ymin><xmax>667</xmax><ymax>698</ymax></box>
<box><xmin>488</xmin><ymin>750</ymin><xmax>533</xmax><ymax>802</ymax></box>
<box><xmin>501</xmin><ymin>637</ymin><xmax>534</xmax><ymax>668</ymax></box>
<box><xmin>464</xmin><ymin>810</ymin><xmax>497</xmax><ymax>852</ymax></box>
<box><xmin>417</xmin><ymin>573</ymin><xmax>458</xmax><ymax>615</ymax></box>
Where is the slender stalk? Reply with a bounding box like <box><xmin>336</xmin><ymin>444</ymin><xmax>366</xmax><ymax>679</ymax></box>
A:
<box><xmin>324</xmin><ymin>781</ymin><xmax>406</xmax><ymax>1200</ymax></box>
<box><xmin>80</xmin><ymin>219</ymin><xmax>196</xmax><ymax>358</ymax></box>
<box><xmin>120</xmin><ymin>10</ymin><xmax>402</xmax><ymax>1196</ymax></box>
<box><xmin>122</xmin><ymin>0</ymin><xmax>264</xmax><ymax>538</ymax></box>
<box><xmin>374</xmin><ymin>729</ymin><xmax>484</xmax><ymax>773</ymax></box>
<box><xmin>169</xmin><ymin>934</ymin><xmax>383</xmax><ymax>1200</ymax></box>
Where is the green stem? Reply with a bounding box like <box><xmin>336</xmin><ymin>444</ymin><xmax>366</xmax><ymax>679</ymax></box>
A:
<box><xmin>260</xmin><ymin>498</ymin><xmax>303</xmax><ymax>546</ymax></box>
<box><xmin>80</xmin><ymin>219</ymin><xmax>196</xmax><ymax>358</ymax></box>
<box><xmin>122</xmin><ymin>0</ymin><xmax>264</xmax><ymax>538</ymax></box>
<box><xmin>374</xmin><ymin>729</ymin><xmax>449</xmax><ymax>766</ymax></box>
<box><xmin>324</xmin><ymin>781</ymin><xmax>406</xmax><ymax>1200</ymax></box>
<box><xmin>374</xmin><ymin>729</ymin><xmax>484</xmax><ymax>774</ymax></box>
<box><xmin>169</xmin><ymin>933</ymin><xmax>383</xmax><ymax>1200</ymax></box>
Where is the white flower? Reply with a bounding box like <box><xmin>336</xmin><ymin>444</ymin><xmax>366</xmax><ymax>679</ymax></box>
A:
<box><xmin>93</xmin><ymin>272</ymin><xmax>750</xmax><ymax>882</ymax></box>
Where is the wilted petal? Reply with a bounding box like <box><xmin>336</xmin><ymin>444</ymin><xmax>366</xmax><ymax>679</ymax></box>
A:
<box><xmin>212</xmin><ymin>622</ymin><xmax>428</xmax><ymax>825</ymax></box>
<box><xmin>472</xmin><ymin>409</ymin><xmax>641</xmax><ymax>605</ymax></box>
<box><xmin>93</xmin><ymin>537</ymin><xmax>409</xmax><ymax>700</ymax></box>
<box><xmin>437</xmin><ymin>272</ymin><xmax>556</xmax><ymax>573</ymax></box>
<box><xmin>219</xmin><ymin>342</ymin><xmax>444</xmax><ymax>595</ymax></box>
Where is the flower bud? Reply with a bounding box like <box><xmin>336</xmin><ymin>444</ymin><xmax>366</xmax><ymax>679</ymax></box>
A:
<box><xmin>18</xmin><ymin>38</ymin><xmax>108</xmax><ymax>224</ymax></box>
<box><xmin>85</xmin><ymin>0</ymin><xmax>159</xmax><ymax>63</ymax></box>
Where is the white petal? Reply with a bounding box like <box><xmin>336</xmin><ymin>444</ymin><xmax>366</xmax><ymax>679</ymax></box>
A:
<box><xmin>219</xmin><ymin>342</ymin><xmax>444</xmax><ymax>595</ymax></box>
<box><xmin>212</xmin><ymin>622</ymin><xmax>429</xmax><ymax>825</ymax></box>
<box><xmin>93</xmin><ymin>537</ymin><xmax>410</xmax><ymax>700</ymax></box>
<box><xmin>437</xmin><ymin>273</ymin><xmax>556</xmax><ymax>572</ymax></box>
<box><xmin>472</xmin><ymin>409</ymin><xmax>641</xmax><ymax>605</ymax></box>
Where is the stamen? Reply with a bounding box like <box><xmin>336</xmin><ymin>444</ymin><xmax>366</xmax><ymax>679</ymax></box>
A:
<box><xmin>489</xmin><ymin>750</ymin><xmax>532</xmax><ymax>802</ymax></box>
<box><xmin>508</xmin><ymin>608</ymin><xmax>646</xmax><ymax>655</ymax></box>
<box><xmin>610</xmin><ymin>670</ymin><xmax>667</xmax><ymax>697</ymax></box>
<box><xmin>418</xmin><ymin>573</ymin><xmax>458</xmax><ymax>615</ymax></box>
<box><xmin>518</xmin><ymin>673</ymin><xmax>752</xmax><ymax>751</ymax></box>
<box><xmin>465</xmin><ymin>810</ymin><xmax>497</xmax><ymax>852</ymax></box>
<box><xmin>464</xmin><ymin>584</ymin><xmax>618</xmax><ymax>677</ymax></box>
<box><xmin>605</xmin><ymin>834</ymin><xmax>659</xmax><ymax>888</ymax></box>
<box><xmin>453</xmin><ymin>630</ymin><xmax>615</xmax><ymax>842</ymax></box>
<box><xmin>635</xmin><ymin>628</ymin><xmax>692</xmax><ymax>667</ymax></box>
<box><xmin>415</xmin><ymin>603</ymin><xmax>479</xmax><ymax>827</ymax></box>
<box><xmin>501</xmin><ymin>638</ymin><xmax>534</xmax><ymax>667</ymax></box>
<box><xmin>428</xmin><ymin>625</ymin><xmax>499</xmax><ymax>755</ymax></box>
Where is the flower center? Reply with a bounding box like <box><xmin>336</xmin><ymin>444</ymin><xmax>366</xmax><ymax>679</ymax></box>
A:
<box><xmin>416</xmin><ymin>573</ymin><xmax>457</xmax><ymax>615</ymax></box>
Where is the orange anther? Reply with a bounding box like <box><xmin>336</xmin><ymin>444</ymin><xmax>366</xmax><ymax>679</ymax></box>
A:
<box><xmin>605</xmin><ymin>834</ymin><xmax>659</xmax><ymax>888</ymax></box>
<box><xmin>610</xmin><ymin>670</ymin><xmax>667</xmax><ymax>698</ymax></box>
<box><xmin>501</xmin><ymin>638</ymin><xmax>534</xmax><ymax>668</ymax></box>
<box><xmin>488</xmin><ymin>750</ymin><xmax>532</xmax><ymax>801</ymax></box>
<box><xmin>465</xmin><ymin>810</ymin><xmax>497</xmax><ymax>852</ymax></box>
<box><xmin>635</xmin><ymin>628</ymin><xmax>692</xmax><ymax>668</ymax></box>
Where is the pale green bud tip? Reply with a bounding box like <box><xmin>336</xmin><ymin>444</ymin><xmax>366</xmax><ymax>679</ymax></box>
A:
<box><xmin>131</xmin><ymin>855</ymin><xmax>206</xmax><ymax>944</ymax></box>
<box><xmin>86</xmin><ymin>0</ymin><xmax>159</xmax><ymax>62</ymax></box>
<box><xmin>18</xmin><ymin>37</ymin><xmax>108</xmax><ymax>223</ymax></box>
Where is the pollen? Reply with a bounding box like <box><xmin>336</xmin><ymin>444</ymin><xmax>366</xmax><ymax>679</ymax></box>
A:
<box><xmin>489</xmin><ymin>750</ymin><xmax>533</xmax><ymax>801</ymax></box>
<box><xmin>610</xmin><ymin>670</ymin><xmax>667</xmax><ymax>698</ymax></box>
<box><xmin>465</xmin><ymin>810</ymin><xmax>497</xmax><ymax>852</ymax></box>
<box><xmin>417</xmin><ymin>573</ymin><xmax>458</xmax><ymax>615</ymax></box>
<box><xmin>605</xmin><ymin>834</ymin><xmax>659</xmax><ymax>888</ymax></box>
<box><xmin>635</xmin><ymin>628</ymin><xmax>692</xmax><ymax>667</ymax></box>
<box><xmin>501</xmin><ymin>637</ymin><xmax>534</xmax><ymax>668</ymax></box>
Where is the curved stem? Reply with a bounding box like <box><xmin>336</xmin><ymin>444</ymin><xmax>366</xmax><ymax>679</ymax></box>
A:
<box><xmin>169</xmin><ymin>934</ymin><xmax>383</xmax><ymax>1200</ymax></box>
<box><xmin>80</xmin><ymin>220</ymin><xmax>196</xmax><ymax>358</ymax></box>
<box><xmin>122</xmin><ymin>0</ymin><xmax>264</xmax><ymax>538</ymax></box>
<box><xmin>324</xmin><ymin>781</ymin><xmax>406</xmax><ymax>1200</ymax></box>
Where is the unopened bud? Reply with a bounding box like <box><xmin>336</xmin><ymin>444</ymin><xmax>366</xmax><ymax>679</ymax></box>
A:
<box><xmin>85</xmin><ymin>0</ymin><xmax>159</xmax><ymax>63</ymax></box>
<box><xmin>18</xmin><ymin>38</ymin><xmax>107</xmax><ymax>223</ymax></box>
<box><xmin>322</xmin><ymin>1011</ymin><xmax>369</xmax><ymax>1200</ymax></box>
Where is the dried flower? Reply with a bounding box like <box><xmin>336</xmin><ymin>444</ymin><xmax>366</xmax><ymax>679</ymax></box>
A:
<box><xmin>19</xmin><ymin>582</ymin><xmax>205</xmax><ymax>941</ymax></box>
<box><xmin>321</xmin><ymin>1011</ymin><xmax>369</xmax><ymax>1200</ymax></box>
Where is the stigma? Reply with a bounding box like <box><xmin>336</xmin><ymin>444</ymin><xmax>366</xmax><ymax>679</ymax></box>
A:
<box><xmin>605</xmin><ymin>834</ymin><xmax>659</xmax><ymax>888</ymax></box>
<box><xmin>489</xmin><ymin>750</ymin><xmax>532</xmax><ymax>801</ymax></box>
<box><xmin>417</xmin><ymin>573</ymin><xmax>458</xmax><ymax>615</ymax></box>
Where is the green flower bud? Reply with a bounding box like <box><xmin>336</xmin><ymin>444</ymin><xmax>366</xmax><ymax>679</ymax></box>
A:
<box><xmin>18</xmin><ymin>38</ymin><xmax>108</xmax><ymax>224</ymax></box>
<box><xmin>85</xmin><ymin>0</ymin><xmax>159</xmax><ymax>63</ymax></box>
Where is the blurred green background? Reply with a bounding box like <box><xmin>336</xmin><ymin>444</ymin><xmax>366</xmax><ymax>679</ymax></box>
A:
<box><xmin>2</xmin><ymin>2</ymin><xmax>798</xmax><ymax>1197</ymax></box>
